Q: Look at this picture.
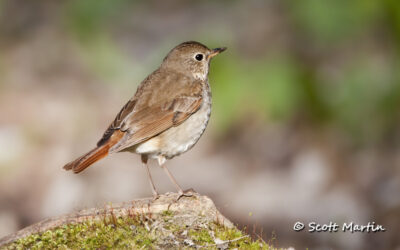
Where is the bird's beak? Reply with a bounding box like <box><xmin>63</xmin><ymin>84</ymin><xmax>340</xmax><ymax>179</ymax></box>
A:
<box><xmin>208</xmin><ymin>47</ymin><xmax>227</xmax><ymax>59</ymax></box>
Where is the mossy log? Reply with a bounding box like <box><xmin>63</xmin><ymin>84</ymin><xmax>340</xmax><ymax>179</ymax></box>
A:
<box><xmin>0</xmin><ymin>193</ymin><xmax>273</xmax><ymax>249</ymax></box>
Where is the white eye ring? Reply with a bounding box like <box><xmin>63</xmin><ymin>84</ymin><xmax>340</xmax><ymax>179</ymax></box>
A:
<box><xmin>194</xmin><ymin>53</ymin><xmax>203</xmax><ymax>61</ymax></box>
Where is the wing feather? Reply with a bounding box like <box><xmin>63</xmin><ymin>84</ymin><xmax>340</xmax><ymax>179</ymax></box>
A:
<box><xmin>110</xmin><ymin>95</ymin><xmax>202</xmax><ymax>153</ymax></box>
<box><xmin>97</xmin><ymin>69</ymin><xmax>204</xmax><ymax>152</ymax></box>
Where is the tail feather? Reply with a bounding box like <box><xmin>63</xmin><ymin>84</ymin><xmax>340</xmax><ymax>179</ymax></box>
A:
<box><xmin>63</xmin><ymin>146</ymin><xmax>109</xmax><ymax>173</ymax></box>
<box><xmin>63</xmin><ymin>130</ymin><xmax>124</xmax><ymax>173</ymax></box>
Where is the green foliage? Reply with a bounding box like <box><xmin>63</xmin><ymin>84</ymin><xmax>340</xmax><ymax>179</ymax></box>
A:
<box><xmin>64</xmin><ymin>0</ymin><xmax>130</xmax><ymax>40</ymax></box>
<box><xmin>210</xmin><ymin>53</ymin><xmax>302</xmax><ymax>132</ymax></box>
<box><xmin>320</xmin><ymin>55</ymin><xmax>397</xmax><ymax>143</ymax></box>
<box><xmin>73</xmin><ymin>33</ymin><xmax>132</xmax><ymax>83</ymax></box>
<box><xmin>62</xmin><ymin>0</ymin><xmax>134</xmax><ymax>82</ymax></box>
<box><xmin>288</xmin><ymin>0</ymin><xmax>382</xmax><ymax>43</ymax></box>
<box><xmin>383</xmin><ymin>0</ymin><xmax>400</xmax><ymax>43</ymax></box>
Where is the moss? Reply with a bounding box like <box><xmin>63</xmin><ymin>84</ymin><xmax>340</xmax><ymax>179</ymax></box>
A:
<box><xmin>3</xmin><ymin>212</ymin><xmax>276</xmax><ymax>249</ymax></box>
<box><xmin>161</xmin><ymin>209</ymin><xmax>174</xmax><ymax>220</ymax></box>
<box><xmin>188</xmin><ymin>225</ymin><xmax>274</xmax><ymax>250</ymax></box>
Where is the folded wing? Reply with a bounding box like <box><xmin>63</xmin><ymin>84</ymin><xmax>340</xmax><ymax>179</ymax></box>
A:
<box><xmin>97</xmin><ymin>69</ymin><xmax>204</xmax><ymax>153</ymax></box>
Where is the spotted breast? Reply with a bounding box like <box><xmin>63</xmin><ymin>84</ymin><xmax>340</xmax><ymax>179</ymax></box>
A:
<box><xmin>133</xmin><ymin>81</ymin><xmax>211</xmax><ymax>160</ymax></box>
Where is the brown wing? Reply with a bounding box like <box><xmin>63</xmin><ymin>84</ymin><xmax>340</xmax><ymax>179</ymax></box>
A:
<box><xmin>97</xmin><ymin>99</ymin><xmax>137</xmax><ymax>146</ymax></box>
<box><xmin>97</xmin><ymin>69</ymin><xmax>204</xmax><ymax>152</ymax></box>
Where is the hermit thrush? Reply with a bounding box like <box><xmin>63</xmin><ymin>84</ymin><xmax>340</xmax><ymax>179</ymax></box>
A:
<box><xmin>63</xmin><ymin>41</ymin><xmax>226</xmax><ymax>199</ymax></box>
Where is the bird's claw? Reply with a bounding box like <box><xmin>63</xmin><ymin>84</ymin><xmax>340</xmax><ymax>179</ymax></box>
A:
<box><xmin>176</xmin><ymin>188</ymin><xmax>197</xmax><ymax>201</ymax></box>
<box><xmin>152</xmin><ymin>193</ymin><xmax>160</xmax><ymax>201</ymax></box>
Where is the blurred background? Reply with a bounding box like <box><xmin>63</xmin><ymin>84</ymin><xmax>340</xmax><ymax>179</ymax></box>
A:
<box><xmin>0</xmin><ymin>0</ymin><xmax>399</xmax><ymax>249</ymax></box>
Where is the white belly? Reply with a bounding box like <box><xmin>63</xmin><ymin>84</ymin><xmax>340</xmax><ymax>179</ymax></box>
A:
<box><xmin>134</xmin><ymin>87</ymin><xmax>211</xmax><ymax>159</ymax></box>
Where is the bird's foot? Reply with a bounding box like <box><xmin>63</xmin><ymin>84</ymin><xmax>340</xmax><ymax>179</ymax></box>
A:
<box><xmin>152</xmin><ymin>192</ymin><xmax>160</xmax><ymax>201</ymax></box>
<box><xmin>176</xmin><ymin>188</ymin><xmax>197</xmax><ymax>201</ymax></box>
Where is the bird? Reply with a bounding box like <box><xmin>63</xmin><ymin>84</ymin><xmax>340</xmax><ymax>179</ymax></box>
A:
<box><xmin>63</xmin><ymin>41</ymin><xmax>226</xmax><ymax>199</ymax></box>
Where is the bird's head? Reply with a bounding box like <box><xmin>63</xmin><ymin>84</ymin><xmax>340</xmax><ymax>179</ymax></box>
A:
<box><xmin>161</xmin><ymin>41</ymin><xmax>226</xmax><ymax>80</ymax></box>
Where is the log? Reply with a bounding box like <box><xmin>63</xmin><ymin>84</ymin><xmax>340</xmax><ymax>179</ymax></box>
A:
<box><xmin>0</xmin><ymin>192</ymin><xmax>270</xmax><ymax>249</ymax></box>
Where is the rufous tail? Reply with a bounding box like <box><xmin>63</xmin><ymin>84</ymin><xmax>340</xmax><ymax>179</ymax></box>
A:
<box><xmin>63</xmin><ymin>146</ymin><xmax>109</xmax><ymax>173</ymax></box>
<box><xmin>63</xmin><ymin>131</ymin><xmax>124</xmax><ymax>173</ymax></box>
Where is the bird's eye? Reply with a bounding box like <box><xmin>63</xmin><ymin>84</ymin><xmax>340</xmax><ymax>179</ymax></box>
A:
<box><xmin>195</xmin><ymin>54</ymin><xmax>203</xmax><ymax>61</ymax></box>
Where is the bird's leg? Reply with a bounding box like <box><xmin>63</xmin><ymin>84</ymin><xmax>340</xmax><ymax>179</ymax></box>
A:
<box><xmin>157</xmin><ymin>156</ymin><xmax>194</xmax><ymax>200</ymax></box>
<box><xmin>141</xmin><ymin>155</ymin><xmax>159</xmax><ymax>200</ymax></box>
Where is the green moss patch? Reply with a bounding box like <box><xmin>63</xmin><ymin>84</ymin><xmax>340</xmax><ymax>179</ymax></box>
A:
<box><xmin>4</xmin><ymin>212</ymin><xmax>275</xmax><ymax>249</ymax></box>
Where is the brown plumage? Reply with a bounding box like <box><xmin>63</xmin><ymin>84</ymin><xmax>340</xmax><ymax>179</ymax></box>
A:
<box><xmin>63</xmin><ymin>41</ymin><xmax>226</xmax><ymax>198</ymax></box>
<box><xmin>63</xmin><ymin>130</ymin><xmax>124</xmax><ymax>173</ymax></box>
